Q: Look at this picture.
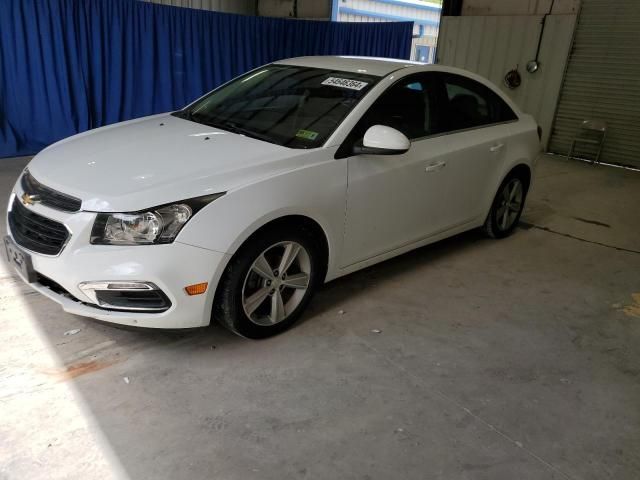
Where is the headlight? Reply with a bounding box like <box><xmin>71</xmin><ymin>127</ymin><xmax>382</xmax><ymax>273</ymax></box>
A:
<box><xmin>90</xmin><ymin>193</ymin><xmax>224</xmax><ymax>245</ymax></box>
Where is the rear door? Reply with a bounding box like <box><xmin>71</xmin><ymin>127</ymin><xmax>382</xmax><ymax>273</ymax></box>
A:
<box><xmin>430</xmin><ymin>72</ymin><xmax>519</xmax><ymax>222</ymax></box>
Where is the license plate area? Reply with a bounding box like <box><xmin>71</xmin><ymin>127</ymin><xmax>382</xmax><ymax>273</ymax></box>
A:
<box><xmin>4</xmin><ymin>236</ymin><xmax>37</xmax><ymax>282</ymax></box>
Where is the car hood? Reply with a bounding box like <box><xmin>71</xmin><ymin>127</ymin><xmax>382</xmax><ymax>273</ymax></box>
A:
<box><xmin>27</xmin><ymin>114</ymin><xmax>306</xmax><ymax>212</ymax></box>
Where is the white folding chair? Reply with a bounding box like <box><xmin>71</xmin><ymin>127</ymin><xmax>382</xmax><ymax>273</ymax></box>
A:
<box><xmin>567</xmin><ymin>119</ymin><xmax>607</xmax><ymax>164</ymax></box>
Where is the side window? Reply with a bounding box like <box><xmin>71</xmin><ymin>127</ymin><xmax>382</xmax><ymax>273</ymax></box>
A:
<box><xmin>492</xmin><ymin>91</ymin><xmax>518</xmax><ymax>123</ymax></box>
<box><xmin>441</xmin><ymin>74</ymin><xmax>518</xmax><ymax>132</ymax></box>
<box><xmin>352</xmin><ymin>74</ymin><xmax>438</xmax><ymax>141</ymax></box>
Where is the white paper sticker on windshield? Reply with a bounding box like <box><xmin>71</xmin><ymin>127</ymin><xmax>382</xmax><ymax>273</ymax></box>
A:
<box><xmin>321</xmin><ymin>77</ymin><xmax>369</xmax><ymax>91</ymax></box>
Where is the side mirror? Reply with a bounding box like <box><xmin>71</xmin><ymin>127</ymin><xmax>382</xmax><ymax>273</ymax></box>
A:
<box><xmin>353</xmin><ymin>125</ymin><xmax>410</xmax><ymax>156</ymax></box>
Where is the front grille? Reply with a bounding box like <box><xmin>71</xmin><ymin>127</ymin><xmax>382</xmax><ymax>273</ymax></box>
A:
<box><xmin>21</xmin><ymin>171</ymin><xmax>81</xmax><ymax>212</ymax></box>
<box><xmin>8</xmin><ymin>200</ymin><xmax>70</xmax><ymax>255</ymax></box>
<box><xmin>36</xmin><ymin>272</ymin><xmax>79</xmax><ymax>300</ymax></box>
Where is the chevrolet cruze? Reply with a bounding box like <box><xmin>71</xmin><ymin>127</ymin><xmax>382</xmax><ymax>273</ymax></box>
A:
<box><xmin>4</xmin><ymin>56</ymin><xmax>540</xmax><ymax>338</ymax></box>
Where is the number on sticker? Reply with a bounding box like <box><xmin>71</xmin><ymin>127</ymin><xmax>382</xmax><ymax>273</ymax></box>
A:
<box><xmin>321</xmin><ymin>77</ymin><xmax>369</xmax><ymax>91</ymax></box>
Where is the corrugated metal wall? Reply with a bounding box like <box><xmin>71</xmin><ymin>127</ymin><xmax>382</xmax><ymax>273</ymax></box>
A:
<box><xmin>437</xmin><ymin>14</ymin><xmax>576</xmax><ymax>148</ymax></box>
<box><xmin>461</xmin><ymin>0</ymin><xmax>580</xmax><ymax>16</ymax></box>
<box><xmin>258</xmin><ymin>0</ymin><xmax>330</xmax><ymax>18</ymax></box>
<box><xmin>337</xmin><ymin>0</ymin><xmax>439</xmax><ymax>37</ymax></box>
<box><xmin>338</xmin><ymin>11</ymin><xmax>438</xmax><ymax>39</ymax></box>
<box><xmin>140</xmin><ymin>0</ymin><xmax>255</xmax><ymax>15</ymax></box>
<box><xmin>549</xmin><ymin>0</ymin><xmax>640</xmax><ymax>167</ymax></box>
<box><xmin>336</xmin><ymin>0</ymin><xmax>441</xmax><ymax>61</ymax></box>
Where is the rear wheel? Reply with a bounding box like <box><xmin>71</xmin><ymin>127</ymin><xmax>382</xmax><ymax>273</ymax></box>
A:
<box><xmin>214</xmin><ymin>227</ymin><xmax>322</xmax><ymax>338</ymax></box>
<box><xmin>483</xmin><ymin>174</ymin><xmax>528</xmax><ymax>238</ymax></box>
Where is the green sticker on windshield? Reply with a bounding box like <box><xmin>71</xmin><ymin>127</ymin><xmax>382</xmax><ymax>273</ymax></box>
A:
<box><xmin>296</xmin><ymin>129</ymin><xmax>319</xmax><ymax>141</ymax></box>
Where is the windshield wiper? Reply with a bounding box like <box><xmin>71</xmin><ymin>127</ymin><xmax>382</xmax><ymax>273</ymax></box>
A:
<box><xmin>209</xmin><ymin>121</ymin><xmax>278</xmax><ymax>145</ymax></box>
<box><xmin>174</xmin><ymin>113</ymin><xmax>279</xmax><ymax>145</ymax></box>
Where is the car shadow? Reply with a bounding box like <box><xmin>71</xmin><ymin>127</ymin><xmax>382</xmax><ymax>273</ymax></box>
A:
<box><xmin>304</xmin><ymin>228</ymin><xmax>493</xmax><ymax>321</ymax></box>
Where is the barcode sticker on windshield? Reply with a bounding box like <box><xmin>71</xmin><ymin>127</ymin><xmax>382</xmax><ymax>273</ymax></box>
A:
<box><xmin>321</xmin><ymin>77</ymin><xmax>369</xmax><ymax>91</ymax></box>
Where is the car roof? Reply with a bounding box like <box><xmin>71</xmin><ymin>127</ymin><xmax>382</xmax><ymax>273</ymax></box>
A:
<box><xmin>275</xmin><ymin>56</ymin><xmax>426</xmax><ymax>77</ymax></box>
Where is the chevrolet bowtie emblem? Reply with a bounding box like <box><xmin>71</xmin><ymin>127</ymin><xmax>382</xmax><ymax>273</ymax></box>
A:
<box><xmin>21</xmin><ymin>192</ymin><xmax>40</xmax><ymax>206</ymax></box>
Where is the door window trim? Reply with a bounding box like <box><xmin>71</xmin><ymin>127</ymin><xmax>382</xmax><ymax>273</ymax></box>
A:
<box><xmin>408</xmin><ymin>118</ymin><xmax>519</xmax><ymax>144</ymax></box>
<box><xmin>335</xmin><ymin>71</ymin><xmax>520</xmax><ymax>159</ymax></box>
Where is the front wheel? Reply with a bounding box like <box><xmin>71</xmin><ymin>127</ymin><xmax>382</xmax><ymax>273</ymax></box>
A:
<box><xmin>483</xmin><ymin>174</ymin><xmax>528</xmax><ymax>238</ymax></box>
<box><xmin>214</xmin><ymin>227</ymin><xmax>322</xmax><ymax>339</ymax></box>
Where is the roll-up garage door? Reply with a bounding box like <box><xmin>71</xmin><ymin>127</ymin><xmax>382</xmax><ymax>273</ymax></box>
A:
<box><xmin>549</xmin><ymin>0</ymin><xmax>640</xmax><ymax>167</ymax></box>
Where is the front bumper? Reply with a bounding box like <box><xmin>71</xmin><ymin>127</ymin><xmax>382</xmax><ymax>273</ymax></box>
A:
<box><xmin>6</xmin><ymin>191</ymin><xmax>230</xmax><ymax>329</ymax></box>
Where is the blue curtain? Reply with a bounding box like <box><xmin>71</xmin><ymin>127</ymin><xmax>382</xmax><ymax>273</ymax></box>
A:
<box><xmin>0</xmin><ymin>0</ymin><xmax>413</xmax><ymax>158</ymax></box>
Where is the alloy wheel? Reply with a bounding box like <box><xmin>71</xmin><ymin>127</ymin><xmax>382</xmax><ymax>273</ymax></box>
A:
<box><xmin>241</xmin><ymin>241</ymin><xmax>311</xmax><ymax>326</ymax></box>
<box><xmin>496</xmin><ymin>178</ymin><xmax>524</xmax><ymax>231</ymax></box>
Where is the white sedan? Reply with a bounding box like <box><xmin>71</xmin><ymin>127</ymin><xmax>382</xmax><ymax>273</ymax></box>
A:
<box><xmin>5</xmin><ymin>56</ymin><xmax>539</xmax><ymax>338</ymax></box>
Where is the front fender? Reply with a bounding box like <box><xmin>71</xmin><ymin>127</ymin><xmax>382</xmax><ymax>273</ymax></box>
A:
<box><xmin>176</xmin><ymin>150</ymin><xmax>347</xmax><ymax>280</ymax></box>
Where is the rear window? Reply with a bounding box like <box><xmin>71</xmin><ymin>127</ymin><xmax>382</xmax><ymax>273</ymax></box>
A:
<box><xmin>441</xmin><ymin>73</ymin><xmax>518</xmax><ymax>131</ymax></box>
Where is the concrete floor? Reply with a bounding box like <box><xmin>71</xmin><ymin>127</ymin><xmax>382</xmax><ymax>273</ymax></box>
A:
<box><xmin>1</xmin><ymin>154</ymin><xmax>639</xmax><ymax>480</ymax></box>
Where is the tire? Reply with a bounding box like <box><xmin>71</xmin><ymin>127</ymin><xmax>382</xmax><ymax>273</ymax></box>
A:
<box><xmin>483</xmin><ymin>172</ymin><xmax>528</xmax><ymax>239</ymax></box>
<box><xmin>213</xmin><ymin>226</ymin><xmax>323</xmax><ymax>339</ymax></box>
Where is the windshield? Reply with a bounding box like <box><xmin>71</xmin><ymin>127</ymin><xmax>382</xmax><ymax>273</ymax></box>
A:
<box><xmin>173</xmin><ymin>65</ymin><xmax>379</xmax><ymax>149</ymax></box>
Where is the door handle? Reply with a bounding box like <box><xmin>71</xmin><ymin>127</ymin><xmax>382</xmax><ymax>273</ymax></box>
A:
<box><xmin>425</xmin><ymin>161</ymin><xmax>446</xmax><ymax>172</ymax></box>
<box><xmin>489</xmin><ymin>143</ymin><xmax>505</xmax><ymax>152</ymax></box>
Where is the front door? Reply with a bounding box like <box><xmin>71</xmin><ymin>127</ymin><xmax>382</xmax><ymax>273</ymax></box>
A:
<box><xmin>341</xmin><ymin>73</ymin><xmax>455</xmax><ymax>266</ymax></box>
<box><xmin>343</xmin><ymin>139</ymin><xmax>455</xmax><ymax>266</ymax></box>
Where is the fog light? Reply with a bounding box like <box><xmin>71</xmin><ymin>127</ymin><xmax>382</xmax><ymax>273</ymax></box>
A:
<box><xmin>185</xmin><ymin>282</ymin><xmax>208</xmax><ymax>296</ymax></box>
<box><xmin>78</xmin><ymin>281</ymin><xmax>171</xmax><ymax>312</ymax></box>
